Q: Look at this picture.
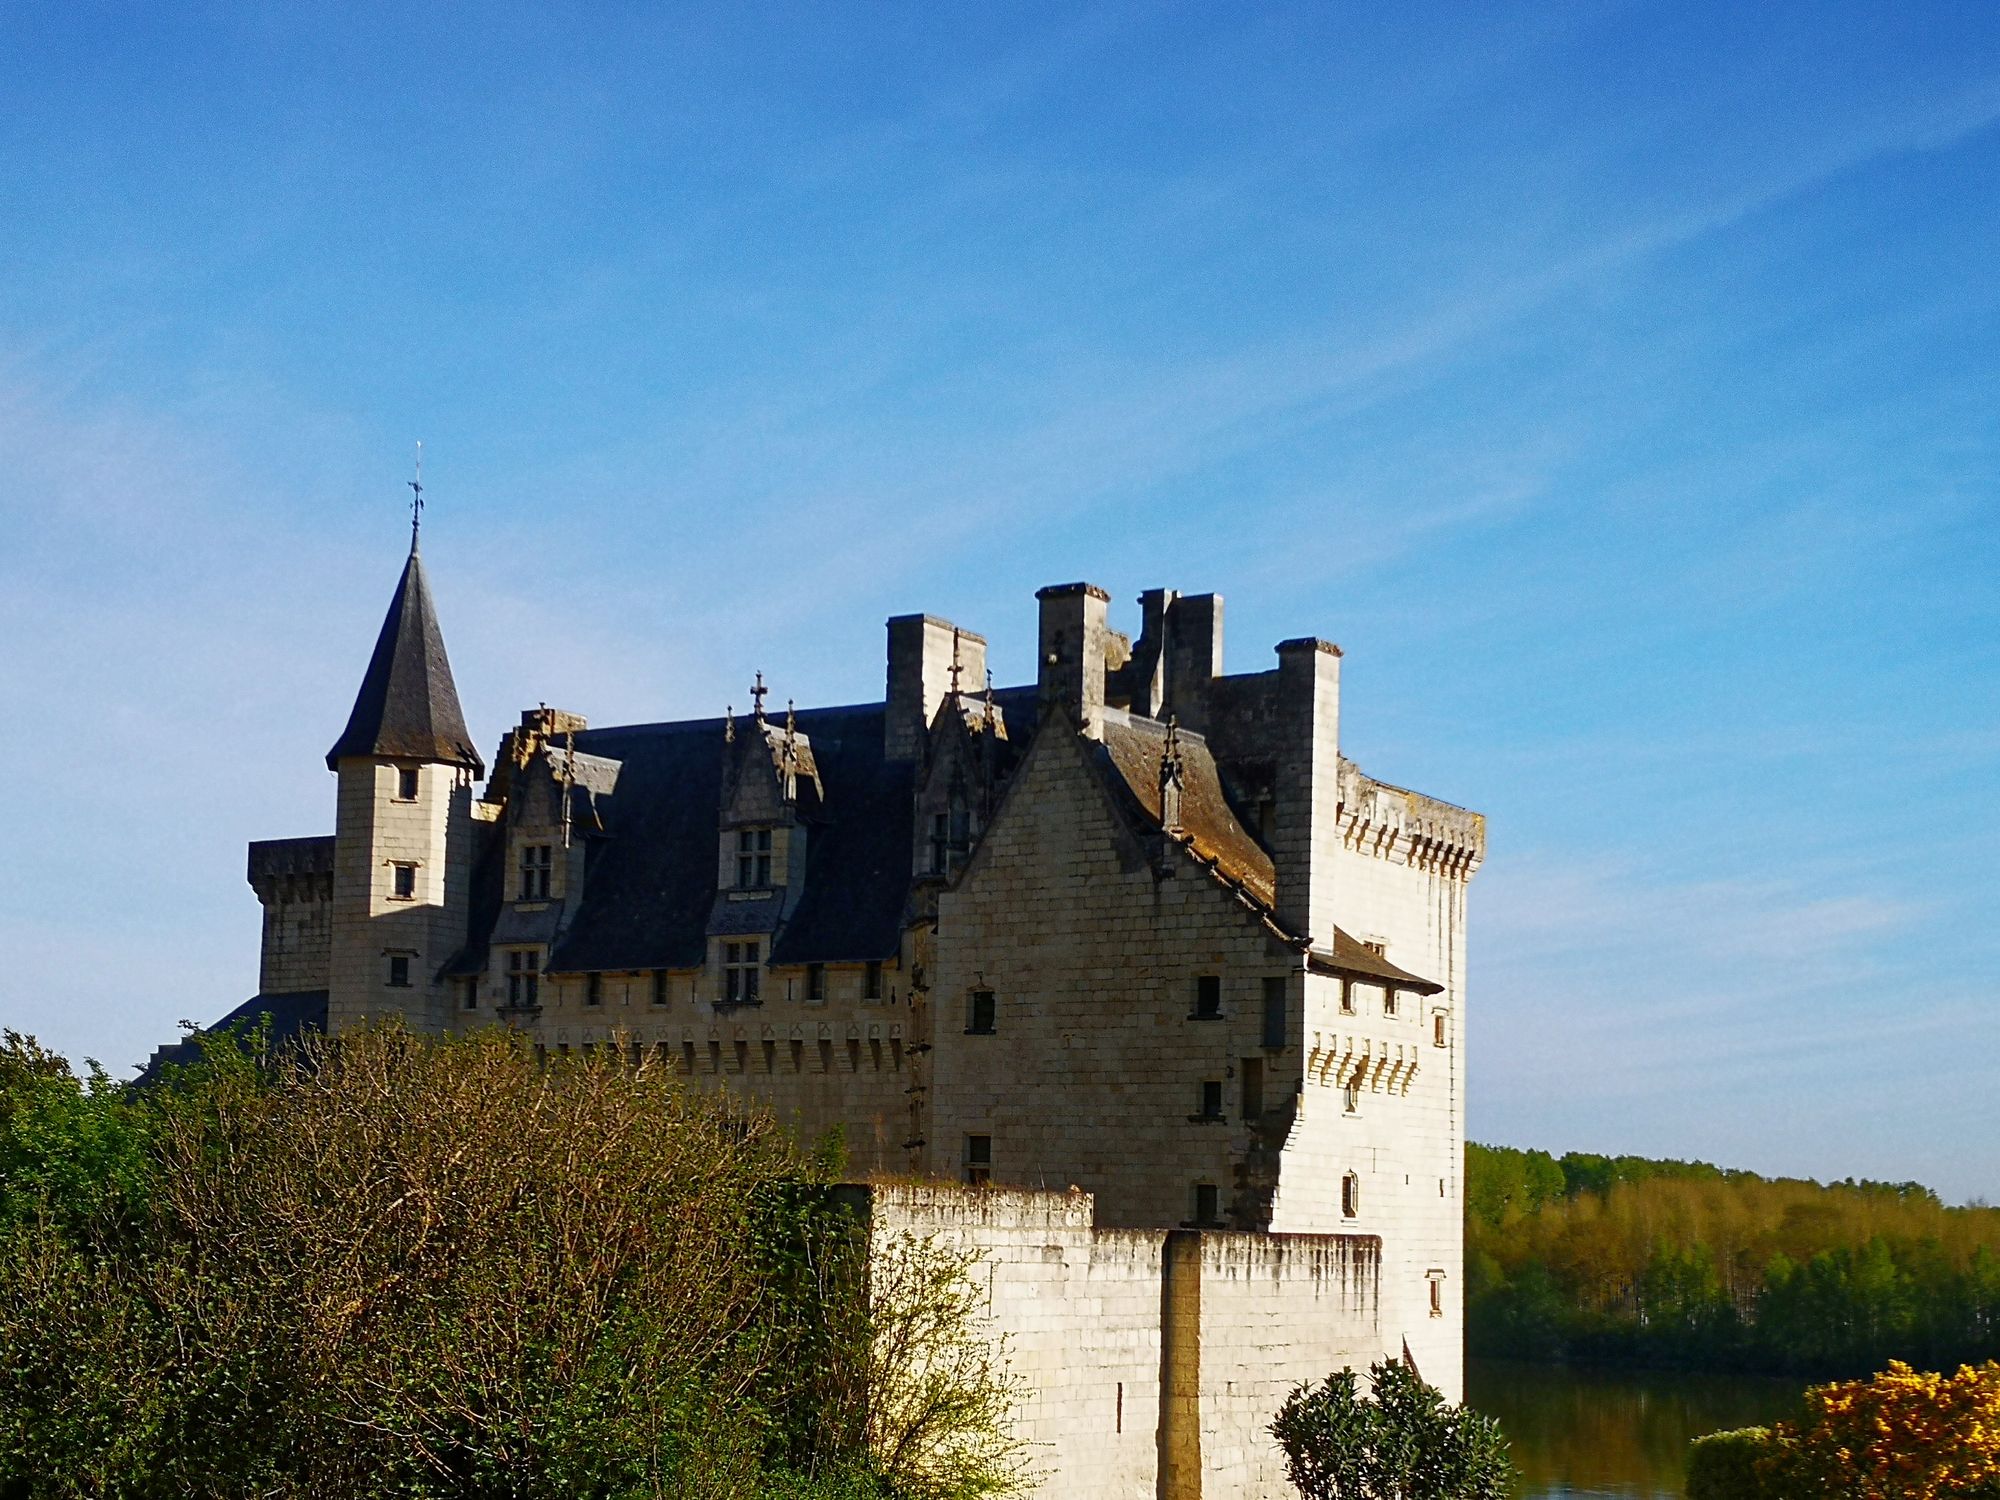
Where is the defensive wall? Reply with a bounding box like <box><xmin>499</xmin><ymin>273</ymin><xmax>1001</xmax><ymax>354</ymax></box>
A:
<box><xmin>854</xmin><ymin>1184</ymin><xmax>1384</xmax><ymax>1500</ymax></box>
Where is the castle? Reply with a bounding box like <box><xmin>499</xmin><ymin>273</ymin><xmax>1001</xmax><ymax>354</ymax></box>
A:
<box><xmin>222</xmin><ymin>529</ymin><xmax>1486</xmax><ymax>1497</ymax></box>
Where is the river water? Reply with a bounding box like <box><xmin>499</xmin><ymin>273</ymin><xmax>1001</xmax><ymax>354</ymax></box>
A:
<box><xmin>1464</xmin><ymin>1359</ymin><xmax>1804</xmax><ymax>1499</ymax></box>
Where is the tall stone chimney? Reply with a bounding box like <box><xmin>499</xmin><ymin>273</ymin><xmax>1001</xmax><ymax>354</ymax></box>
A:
<box><xmin>1036</xmin><ymin>582</ymin><xmax>1112</xmax><ymax>737</ymax></box>
<box><xmin>885</xmin><ymin>615</ymin><xmax>985</xmax><ymax>761</ymax></box>
<box><xmin>1269</xmin><ymin>637</ymin><xmax>1342</xmax><ymax>945</ymax></box>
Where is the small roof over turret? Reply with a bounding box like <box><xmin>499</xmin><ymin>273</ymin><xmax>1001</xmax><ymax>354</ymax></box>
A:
<box><xmin>326</xmin><ymin>542</ymin><xmax>483</xmax><ymax>775</ymax></box>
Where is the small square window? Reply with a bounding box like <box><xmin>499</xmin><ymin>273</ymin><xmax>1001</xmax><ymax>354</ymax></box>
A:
<box><xmin>392</xmin><ymin>863</ymin><xmax>417</xmax><ymax>900</ymax></box>
<box><xmin>387</xmin><ymin>954</ymin><xmax>411</xmax><ymax>988</ymax></box>
<box><xmin>864</xmin><ymin>961</ymin><xmax>883</xmax><ymax>1001</ymax></box>
<box><xmin>1199</xmin><ymin>1080</ymin><xmax>1223</xmax><ymax>1120</ymax></box>
<box><xmin>967</xmin><ymin>990</ymin><xmax>996</xmax><ymax>1035</ymax></box>
<box><xmin>1193</xmin><ymin>975</ymin><xmax>1221</xmax><ymax>1020</ymax></box>
<box><xmin>651</xmin><ymin>970</ymin><xmax>669</xmax><ymax>1008</ymax></box>
<box><xmin>396</xmin><ymin>767</ymin><xmax>420</xmax><ymax>800</ymax></box>
<box><xmin>585</xmin><ymin>973</ymin><xmax>603</xmax><ymax>1008</ymax></box>
<box><xmin>1193</xmin><ymin>1183</ymin><xmax>1220</xmax><ymax>1226</ymax></box>
<box><xmin>964</xmin><ymin>1134</ymin><xmax>991</xmax><ymax>1186</ymax></box>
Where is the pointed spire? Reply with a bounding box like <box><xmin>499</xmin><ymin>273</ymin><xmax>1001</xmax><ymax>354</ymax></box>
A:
<box><xmin>326</xmin><ymin>541</ymin><xmax>483</xmax><ymax>775</ymax></box>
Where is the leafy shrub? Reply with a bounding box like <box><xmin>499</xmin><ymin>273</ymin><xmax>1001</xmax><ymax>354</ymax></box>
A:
<box><xmin>1270</xmin><ymin>1359</ymin><xmax>1513</xmax><ymax>1500</ymax></box>
<box><xmin>1759</xmin><ymin>1361</ymin><xmax>2000</xmax><ymax>1499</ymax></box>
<box><xmin>1685</xmin><ymin>1427</ymin><xmax>1775</xmax><ymax>1500</ymax></box>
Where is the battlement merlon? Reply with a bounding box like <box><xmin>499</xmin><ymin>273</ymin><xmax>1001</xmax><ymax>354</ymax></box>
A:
<box><xmin>1336</xmin><ymin>759</ymin><xmax>1486</xmax><ymax>878</ymax></box>
<box><xmin>247</xmin><ymin>835</ymin><xmax>335</xmax><ymax>893</ymax></box>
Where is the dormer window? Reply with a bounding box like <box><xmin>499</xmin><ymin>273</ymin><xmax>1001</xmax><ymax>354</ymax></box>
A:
<box><xmin>396</xmin><ymin>767</ymin><xmax>420</xmax><ymax>801</ymax></box>
<box><xmin>506</xmin><ymin>950</ymin><xmax>540</xmax><ymax>1009</ymax></box>
<box><xmin>736</xmin><ymin>829</ymin><xmax>772</xmax><ymax>888</ymax></box>
<box><xmin>519</xmin><ymin>844</ymin><xmax>552</xmax><ymax>901</ymax></box>
<box><xmin>723</xmin><ymin>941</ymin><xmax>761</xmax><ymax>1005</ymax></box>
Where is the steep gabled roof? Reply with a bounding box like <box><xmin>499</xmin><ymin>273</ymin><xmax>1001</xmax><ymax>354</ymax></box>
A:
<box><xmin>326</xmin><ymin>544</ymin><xmax>483</xmax><ymax>774</ymax></box>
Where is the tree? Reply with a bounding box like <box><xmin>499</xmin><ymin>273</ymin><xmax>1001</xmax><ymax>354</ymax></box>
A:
<box><xmin>1270</xmin><ymin>1360</ymin><xmax>1514</xmax><ymax>1500</ymax></box>
<box><xmin>0</xmin><ymin>1022</ymin><xmax>1032</xmax><ymax>1498</ymax></box>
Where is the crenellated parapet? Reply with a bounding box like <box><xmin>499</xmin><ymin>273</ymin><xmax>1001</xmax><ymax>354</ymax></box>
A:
<box><xmin>1336</xmin><ymin>759</ymin><xmax>1485</xmax><ymax>878</ymax></box>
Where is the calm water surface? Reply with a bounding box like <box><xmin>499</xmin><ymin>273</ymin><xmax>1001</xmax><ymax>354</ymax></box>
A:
<box><xmin>1465</xmin><ymin>1359</ymin><xmax>1802</xmax><ymax>1500</ymax></box>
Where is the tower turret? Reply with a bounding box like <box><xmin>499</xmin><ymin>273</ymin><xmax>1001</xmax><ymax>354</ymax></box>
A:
<box><xmin>326</xmin><ymin>534</ymin><xmax>482</xmax><ymax>1034</ymax></box>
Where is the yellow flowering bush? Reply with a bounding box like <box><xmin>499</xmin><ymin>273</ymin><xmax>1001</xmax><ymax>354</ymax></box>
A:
<box><xmin>1760</xmin><ymin>1361</ymin><xmax>2000</xmax><ymax>1499</ymax></box>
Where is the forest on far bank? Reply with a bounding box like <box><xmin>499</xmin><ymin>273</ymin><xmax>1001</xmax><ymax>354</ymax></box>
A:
<box><xmin>1467</xmin><ymin>1142</ymin><xmax>2000</xmax><ymax>1377</ymax></box>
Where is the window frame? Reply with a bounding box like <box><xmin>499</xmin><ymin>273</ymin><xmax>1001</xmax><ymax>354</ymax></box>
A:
<box><xmin>585</xmin><ymin>972</ymin><xmax>603</xmax><ymax>1008</ymax></box>
<box><xmin>386</xmin><ymin>953</ymin><xmax>412</xmax><ymax>989</ymax></box>
<box><xmin>1198</xmin><ymin>1079</ymin><xmax>1224</xmax><ymax>1121</ymax></box>
<box><xmin>864</xmin><ymin>960</ymin><xmax>884</xmax><ymax>1001</ymax></box>
<box><xmin>1193</xmin><ymin>1182</ymin><xmax>1221</xmax><ymax>1227</ymax></box>
<box><xmin>1341</xmin><ymin>1172</ymin><xmax>1360</xmax><ymax>1219</ymax></box>
<box><xmin>391</xmin><ymin>862</ymin><xmax>417</xmax><ymax>900</ymax></box>
<box><xmin>651</xmin><ymin>970</ymin><xmax>669</xmax><ymax>1008</ymax></box>
<box><xmin>396</xmin><ymin>766</ymin><xmax>420</xmax><ymax>801</ymax></box>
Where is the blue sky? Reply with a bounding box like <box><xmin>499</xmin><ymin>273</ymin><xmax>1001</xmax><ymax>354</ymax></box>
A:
<box><xmin>2</xmin><ymin>3</ymin><xmax>1995</xmax><ymax>1197</ymax></box>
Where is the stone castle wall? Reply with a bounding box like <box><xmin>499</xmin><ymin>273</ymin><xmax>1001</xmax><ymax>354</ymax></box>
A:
<box><xmin>863</xmin><ymin>1185</ymin><xmax>1382</xmax><ymax>1500</ymax></box>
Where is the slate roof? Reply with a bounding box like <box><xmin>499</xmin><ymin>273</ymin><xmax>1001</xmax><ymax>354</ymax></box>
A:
<box><xmin>1097</xmin><ymin>709</ymin><xmax>1279</xmax><ymax>909</ymax></box>
<box><xmin>133</xmin><ymin>989</ymin><xmax>329</xmax><ymax>1088</ymax></box>
<box><xmin>1309</xmin><ymin>930</ymin><xmax>1444</xmax><ymax>996</ymax></box>
<box><xmin>467</xmin><ymin>704</ymin><xmax>919</xmax><ymax>975</ymax></box>
<box><xmin>326</xmin><ymin>544</ymin><xmax>484</xmax><ymax>775</ymax></box>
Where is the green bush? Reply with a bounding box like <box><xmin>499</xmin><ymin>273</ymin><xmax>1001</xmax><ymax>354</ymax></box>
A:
<box><xmin>1685</xmin><ymin>1427</ymin><xmax>1775</xmax><ymax>1500</ymax></box>
<box><xmin>1270</xmin><ymin>1359</ymin><xmax>1514</xmax><ymax>1500</ymax></box>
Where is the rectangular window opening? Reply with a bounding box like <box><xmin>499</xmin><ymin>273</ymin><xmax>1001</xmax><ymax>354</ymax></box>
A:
<box><xmin>506</xmin><ymin>950</ymin><xmax>541</xmax><ymax>1009</ymax></box>
<box><xmin>864</xmin><ymin>960</ymin><xmax>883</xmax><ymax>1001</ymax></box>
<box><xmin>1240</xmin><ymin>1057</ymin><xmax>1263</xmax><ymax>1121</ymax></box>
<box><xmin>1193</xmin><ymin>1183</ymin><xmax>1220</xmax><ymax>1227</ymax></box>
<box><xmin>1433</xmin><ymin>1012</ymin><xmax>1447</xmax><ymax>1047</ymax></box>
<box><xmin>723</xmin><ymin>942</ymin><xmax>762</xmax><ymax>1005</ymax></box>
<box><xmin>967</xmin><ymin>989</ymin><xmax>996</xmax><ymax>1035</ymax></box>
<box><xmin>519</xmin><ymin>844</ymin><xmax>552</xmax><ymax>900</ymax></box>
<box><xmin>805</xmin><ymin>963</ymin><xmax>825</xmax><ymax>1003</ymax></box>
<box><xmin>391</xmin><ymin>863</ymin><xmax>417</xmax><ymax>900</ymax></box>
<box><xmin>1261</xmin><ymin>976</ymin><xmax>1286</xmax><ymax>1049</ymax></box>
<box><xmin>1199</xmin><ymin>1079</ymin><xmax>1224</xmax><ymax>1120</ymax></box>
<box><xmin>387</xmin><ymin>954</ymin><xmax>411</xmax><ymax>989</ymax></box>
<box><xmin>585</xmin><ymin>973</ymin><xmax>603</xmax><ymax>1008</ymax></box>
<box><xmin>1193</xmin><ymin>974</ymin><xmax>1221</xmax><ymax>1020</ymax></box>
<box><xmin>964</xmin><ymin>1134</ymin><xmax>991</xmax><ymax>1187</ymax></box>
<box><xmin>396</xmin><ymin>767</ymin><xmax>420</xmax><ymax>801</ymax></box>
<box><xmin>651</xmin><ymin>970</ymin><xmax>669</xmax><ymax>1008</ymax></box>
<box><xmin>735</xmin><ymin>828</ymin><xmax>773</xmax><ymax>889</ymax></box>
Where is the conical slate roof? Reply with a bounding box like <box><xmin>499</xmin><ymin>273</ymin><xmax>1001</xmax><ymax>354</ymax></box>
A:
<box><xmin>326</xmin><ymin>543</ymin><xmax>484</xmax><ymax>775</ymax></box>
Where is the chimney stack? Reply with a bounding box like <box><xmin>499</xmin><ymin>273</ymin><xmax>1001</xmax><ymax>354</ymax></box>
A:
<box><xmin>1036</xmin><ymin>583</ymin><xmax>1112</xmax><ymax>737</ymax></box>
<box><xmin>885</xmin><ymin>615</ymin><xmax>984</xmax><ymax>761</ymax></box>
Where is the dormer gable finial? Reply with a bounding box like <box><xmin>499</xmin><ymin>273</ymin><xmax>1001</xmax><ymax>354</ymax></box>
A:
<box><xmin>949</xmin><ymin>628</ymin><xmax>963</xmax><ymax>697</ymax></box>
<box><xmin>751</xmin><ymin>670</ymin><xmax>769</xmax><ymax>722</ymax></box>
<box><xmin>724</xmin><ymin>705</ymin><xmax>735</xmax><ymax>744</ymax></box>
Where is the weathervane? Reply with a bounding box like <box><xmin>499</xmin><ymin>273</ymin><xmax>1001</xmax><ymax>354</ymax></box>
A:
<box><xmin>408</xmin><ymin>441</ymin><xmax>425</xmax><ymax>545</ymax></box>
